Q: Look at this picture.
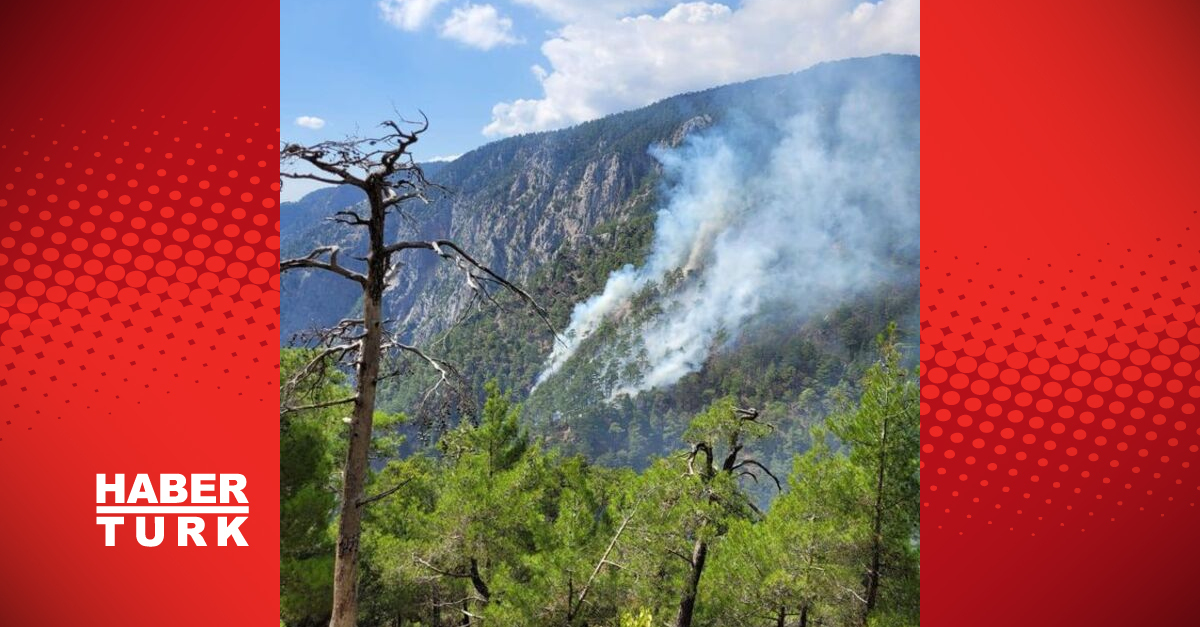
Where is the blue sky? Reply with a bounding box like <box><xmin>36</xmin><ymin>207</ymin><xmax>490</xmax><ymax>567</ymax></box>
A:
<box><xmin>281</xmin><ymin>0</ymin><xmax>552</xmax><ymax>166</ymax></box>
<box><xmin>280</xmin><ymin>0</ymin><xmax>920</xmax><ymax>200</ymax></box>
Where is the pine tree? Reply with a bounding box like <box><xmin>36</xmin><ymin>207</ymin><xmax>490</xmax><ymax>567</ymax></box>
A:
<box><xmin>826</xmin><ymin>323</ymin><xmax>920</xmax><ymax>626</ymax></box>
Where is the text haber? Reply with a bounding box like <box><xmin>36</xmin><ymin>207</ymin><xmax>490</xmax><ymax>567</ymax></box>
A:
<box><xmin>95</xmin><ymin>473</ymin><xmax>251</xmax><ymax>547</ymax></box>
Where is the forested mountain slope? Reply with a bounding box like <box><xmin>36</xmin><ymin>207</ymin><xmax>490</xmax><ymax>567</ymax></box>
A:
<box><xmin>281</xmin><ymin>54</ymin><xmax>920</xmax><ymax>468</ymax></box>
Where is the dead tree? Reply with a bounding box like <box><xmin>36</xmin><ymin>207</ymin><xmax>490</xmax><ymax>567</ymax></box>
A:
<box><xmin>280</xmin><ymin>115</ymin><xmax>554</xmax><ymax>627</ymax></box>
<box><xmin>675</xmin><ymin>406</ymin><xmax>781</xmax><ymax>627</ymax></box>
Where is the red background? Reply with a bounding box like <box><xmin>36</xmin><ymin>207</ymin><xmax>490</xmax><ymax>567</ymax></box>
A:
<box><xmin>924</xmin><ymin>1</ymin><xmax>1200</xmax><ymax>625</ymax></box>
<box><xmin>0</xmin><ymin>1</ymin><xmax>280</xmax><ymax>625</ymax></box>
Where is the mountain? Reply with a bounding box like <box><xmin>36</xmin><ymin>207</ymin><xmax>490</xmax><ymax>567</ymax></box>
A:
<box><xmin>281</xmin><ymin>54</ymin><xmax>920</xmax><ymax>468</ymax></box>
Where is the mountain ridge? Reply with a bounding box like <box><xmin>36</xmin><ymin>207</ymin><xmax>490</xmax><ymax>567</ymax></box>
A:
<box><xmin>281</xmin><ymin>54</ymin><xmax>920</xmax><ymax>465</ymax></box>
<box><xmin>281</xmin><ymin>53</ymin><xmax>919</xmax><ymax>343</ymax></box>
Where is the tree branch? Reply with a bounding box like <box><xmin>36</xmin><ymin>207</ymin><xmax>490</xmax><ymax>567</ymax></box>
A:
<box><xmin>280</xmin><ymin>246</ymin><xmax>367</xmax><ymax>285</ymax></box>
<box><xmin>281</xmin><ymin>396</ymin><xmax>357</xmax><ymax>416</ymax></box>
<box><xmin>416</xmin><ymin>556</ymin><xmax>472</xmax><ymax>579</ymax></box>
<box><xmin>570</xmin><ymin>499</ymin><xmax>642</xmax><ymax>621</ymax></box>
<box><xmin>331</xmin><ymin>210</ymin><xmax>371</xmax><ymax>226</ymax></box>
<box><xmin>280</xmin><ymin>171</ymin><xmax>347</xmax><ymax>186</ymax></box>
<box><xmin>357</xmin><ymin>478</ymin><xmax>413</xmax><ymax>508</ymax></box>
<box><xmin>384</xmin><ymin>239</ymin><xmax>562</xmax><ymax>344</ymax></box>
<box><xmin>732</xmin><ymin>459</ymin><xmax>782</xmax><ymax>491</ymax></box>
<box><xmin>280</xmin><ymin>341</ymin><xmax>360</xmax><ymax>414</ymax></box>
<box><xmin>687</xmin><ymin>443</ymin><xmax>713</xmax><ymax>478</ymax></box>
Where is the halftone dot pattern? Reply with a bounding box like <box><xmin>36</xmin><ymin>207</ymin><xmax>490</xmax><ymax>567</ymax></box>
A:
<box><xmin>921</xmin><ymin>223</ymin><xmax>1200</xmax><ymax>535</ymax></box>
<box><xmin>0</xmin><ymin>109</ymin><xmax>281</xmax><ymax>443</ymax></box>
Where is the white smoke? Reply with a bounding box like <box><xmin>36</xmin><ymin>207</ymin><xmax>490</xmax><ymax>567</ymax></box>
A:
<box><xmin>535</xmin><ymin>85</ymin><xmax>919</xmax><ymax>396</ymax></box>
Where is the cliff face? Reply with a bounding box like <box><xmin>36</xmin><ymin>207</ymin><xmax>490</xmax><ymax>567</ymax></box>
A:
<box><xmin>279</xmin><ymin>105</ymin><xmax>691</xmax><ymax>343</ymax></box>
<box><xmin>281</xmin><ymin>54</ymin><xmax>919</xmax><ymax>348</ymax></box>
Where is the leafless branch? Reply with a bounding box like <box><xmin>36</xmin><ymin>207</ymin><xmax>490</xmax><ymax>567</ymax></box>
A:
<box><xmin>280</xmin><ymin>246</ymin><xmax>367</xmax><ymax>285</ymax></box>
<box><xmin>838</xmin><ymin>583</ymin><xmax>869</xmax><ymax>605</ymax></box>
<box><xmin>280</xmin><ymin>342</ymin><xmax>360</xmax><ymax>413</ymax></box>
<box><xmin>732</xmin><ymin>459</ymin><xmax>782</xmax><ymax>492</ymax></box>
<box><xmin>735</xmin><ymin>407</ymin><xmax>760</xmax><ymax>421</ymax></box>
<box><xmin>384</xmin><ymin>239</ymin><xmax>562</xmax><ymax>344</ymax></box>
<box><xmin>281</xmin><ymin>113</ymin><xmax>438</xmax><ymax>194</ymax></box>
<box><xmin>666</xmin><ymin>547</ymin><xmax>695</xmax><ymax>566</ymax></box>
<box><xmin>570</xmin><ymin>498</ymin><xmax>643</xmax><ymax>621</ymax></box>
<box><xmin>687</xmin><ymin>442</ymin><xmax>713</xmax><ymax>478</ymax></box>
<box><xmin>280</xmin><ymin>171</ymin><xmax>346</xmax><ymax>186</ymax></box>
<box><xmin>282</xmin><ymin>396</ymin><xmax>357</xmax><ymax>416</ymax></box>
<box><xmin>357</xmin><ymin>478</ymin><xmax>413</xmax><ymax>508</ymax></box>
<box><xmin>331</xmin><ymin>210</ymin><xmax>371</xmax><ymax>226</ymax></box>
<box><xmin>415</xmin><ymin>557</ymin><xmax>472</xmax><ymax>580</ymax></box>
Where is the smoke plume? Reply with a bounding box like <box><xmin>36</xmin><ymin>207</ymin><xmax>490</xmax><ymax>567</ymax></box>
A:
<box><xmin>535</xmin><ymin>84</ymin><xmax>919</xmax><ymax>396</ymax></box>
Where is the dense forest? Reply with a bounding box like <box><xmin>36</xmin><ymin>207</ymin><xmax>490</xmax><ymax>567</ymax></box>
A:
<box><xmin>281</xmin><ymin>325</ymin><xmax>918</xmax><ymax>627</ymax></box>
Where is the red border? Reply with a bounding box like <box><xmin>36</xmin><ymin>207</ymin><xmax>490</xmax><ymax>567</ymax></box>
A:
<box><xmin>924</xmin><ymin>1</ymin><xmax>1200</xmax><ymax>624</ymax></box>
<box><xmin>0</xmin><ymin>1</ymin><xmax>280</xmax><ymax>625</ymax></box>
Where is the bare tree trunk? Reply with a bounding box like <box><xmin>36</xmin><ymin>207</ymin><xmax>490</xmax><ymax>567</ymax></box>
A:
<box><xmin>799</xmin><ymin>605</ymin><xmax>808</xmax><ymax>627</ymax></box>
<box><xmin>330</xmin><ymin>192</ymin><xmax>388</xmax><ymax>627</ymax></box>
<box><xmin>281</xmin><ymin>118</ymin><xmax>556</xmax><ymax>627</ymax></box>
<box><xmin>673</xmin><ymin>538</ymin><xmax>708</xmax><ymax>627</ymax></box>
<box><xmin>776</xmin><ymin>605</ymin><xmax>787</xmax><ymax>627</ymax></box>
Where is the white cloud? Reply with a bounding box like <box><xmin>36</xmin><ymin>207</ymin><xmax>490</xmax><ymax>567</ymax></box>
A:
<box><xmin>440</xmin><ymin>4</ymin><xmax>522</xmax><ymax>50</ymax></box>
<box><xmin>426</xmin><ymin>153</ymin><xmax>462</xmax><ymax>162</ymax></box>
<box><xmin>379</xmin><ymin>0</ymin><xmax>449</xmax><ymax>31</ymax></box>
<box><xmin>484</xmin><ymin>0</ymin><xmax>920</xmax><ymax>137</ymax></box>
<box><xmin>294</xmin><ymin>116</ymin><xmax>326</xmax><ymax>129</ymax></box>
<box><xmin>658</xmin><ymin>1</ymin><xmax>730</xmax><ymax>23</ymax></box>
<box><xmin>512</xmin><ymin>0</ymin><xmax>675</xmax><ymax>22</ymax></box>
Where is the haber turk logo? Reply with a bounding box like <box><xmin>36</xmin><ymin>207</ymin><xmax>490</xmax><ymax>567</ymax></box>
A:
<box><xmin>95</xmin><ymin>474</ymin><xmax>250</xmax><ymax>547</ymax></box>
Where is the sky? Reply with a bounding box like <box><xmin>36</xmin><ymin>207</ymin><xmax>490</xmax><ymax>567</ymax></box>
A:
<box><xmin>280</xmin><ymin>0</ymin><xmax>920</xmax><ymax>200</ymax></box>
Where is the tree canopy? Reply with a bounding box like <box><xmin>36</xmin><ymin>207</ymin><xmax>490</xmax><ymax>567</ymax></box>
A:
<box><xmin>280</xmin><ymin>323</ymin><xmax>919</xmax><ymax>627</ymax></box>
